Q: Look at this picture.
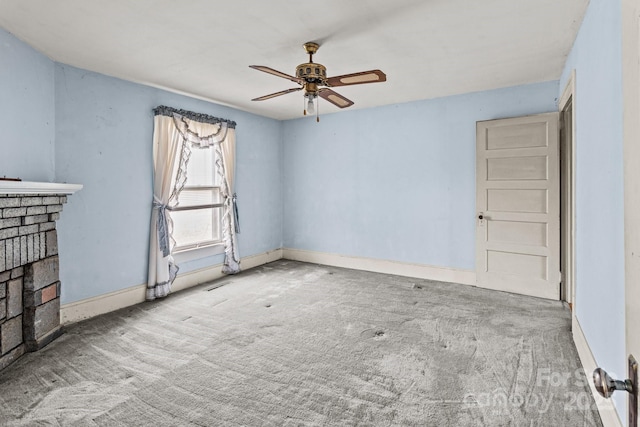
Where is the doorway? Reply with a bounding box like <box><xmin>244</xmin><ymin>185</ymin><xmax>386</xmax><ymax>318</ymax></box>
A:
<box><xmin>559</xmin><ymin>73</ymin><xmax>576</xmax><ymax>308</ymax></box>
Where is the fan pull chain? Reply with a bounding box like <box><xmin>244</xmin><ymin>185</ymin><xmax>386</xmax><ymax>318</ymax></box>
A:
<box><xmin>316</xmin><ymin>97</ymin><xmax>320</xmax><ymax>122</ymax></box>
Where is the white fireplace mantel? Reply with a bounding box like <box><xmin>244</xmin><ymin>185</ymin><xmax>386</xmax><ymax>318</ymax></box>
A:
<box><xmin>0</xmin><ymin>181</ymin><xmax>83</xmax><ymax>195</ymax></box>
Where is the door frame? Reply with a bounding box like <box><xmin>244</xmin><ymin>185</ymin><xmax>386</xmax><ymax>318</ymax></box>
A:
<box><xmin>622</xmin><ymin>0</ymin><xmax>640</xmax><ymax>423</ymax></box>
<box><xmin>559</xmin><ymin>71</ymin><xmax>577</xmax><ymax>310</ymax></box>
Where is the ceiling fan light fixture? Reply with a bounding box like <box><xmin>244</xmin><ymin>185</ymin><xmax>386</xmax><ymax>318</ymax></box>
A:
<box><xmin>305</xmin><ymin>94</ymin><xmax>315</xmax><ymax>114</ymax></box>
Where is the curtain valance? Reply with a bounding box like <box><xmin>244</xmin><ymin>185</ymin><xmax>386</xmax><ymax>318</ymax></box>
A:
<box><xmin>153</xmin><ymin>105</ymin><xmax>236</xmax><ymax>128</ymax></box>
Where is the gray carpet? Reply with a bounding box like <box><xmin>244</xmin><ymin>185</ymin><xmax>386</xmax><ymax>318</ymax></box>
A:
<box><xmin>0</xmin><ymin>260</ymin><xmax>602</xmax><ymax>426</ymax></box>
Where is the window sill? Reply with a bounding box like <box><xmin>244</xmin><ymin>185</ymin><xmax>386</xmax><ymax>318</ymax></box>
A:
<box><xmin>172</xmin><ymin>243</ymin><xmax>225</xmax><ymax>264</ymax></box>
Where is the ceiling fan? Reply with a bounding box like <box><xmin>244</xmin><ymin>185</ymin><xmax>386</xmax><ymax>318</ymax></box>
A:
<box><xmin>250</xmin><ymin>42</ymin><xmax>386</xmax><ymax>121</ymax></box>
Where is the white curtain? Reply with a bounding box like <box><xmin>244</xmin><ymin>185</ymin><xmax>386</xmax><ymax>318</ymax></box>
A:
<box><xmin>218</xmin><ymin>130</ymin><xmax>240</xmax><ymax>273</ymax></box>
<box><xmin>147</xmin><ymin>106</ymin><xmax>239</xmax><ymax>301</ymax></box>
<box><xmin>147</xmin><ymin>114</ymin><xmax>182</xmax><ymax>300</ymax></box>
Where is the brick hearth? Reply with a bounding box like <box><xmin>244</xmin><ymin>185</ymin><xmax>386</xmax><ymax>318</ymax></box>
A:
<box><xmin>0</xmin><ymin>188</ymin><xmax>79</xmax><ymax>371</ymax></box>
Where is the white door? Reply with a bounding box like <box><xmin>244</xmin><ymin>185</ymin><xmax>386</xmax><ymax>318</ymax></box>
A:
<box><xmin>476</xmin><ymin>113</ymin><xmax>560</xmax><ymax>300</ymax></box>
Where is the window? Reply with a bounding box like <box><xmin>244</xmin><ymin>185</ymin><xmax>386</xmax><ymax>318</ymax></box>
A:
<box><xmin>170</xmin><ymin>146</ymin><xmax>223</xmax><ymax>252</ymax></box>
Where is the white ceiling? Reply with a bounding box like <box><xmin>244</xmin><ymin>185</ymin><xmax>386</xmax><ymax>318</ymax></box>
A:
<box><xmin>0</xmin><ymin>0</ymin><xmax>588</xmax><ymax>120</ymax></box>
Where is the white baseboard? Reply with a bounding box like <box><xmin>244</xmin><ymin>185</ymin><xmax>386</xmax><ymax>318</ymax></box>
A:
<box><xmin>282</xmin><ymin>248</ymin><xmax>476</xmax><ymax>286</ymax></box>
<box><xmin>171</xmin><ymin>248</ymin><xmax>282</xmax><ymax>293</ymax></box>
<box><xmin>60</xmin><ymin>247</ymin><xmax>471</xmax><ymax>325</ymax></box>
<box><xmin>572</xmin><ymin>315</ymin><xmax>624</xmax><ymax>427</ymax></box>
<box><xmin>60</xmin><ymin>248</ymin><xmax>283</xmax><ymax>325</ymax></box>
<box><xmin>60</xmin><ymin>280</ymin><xmax>147</xmax><ymax>326</ymax></box>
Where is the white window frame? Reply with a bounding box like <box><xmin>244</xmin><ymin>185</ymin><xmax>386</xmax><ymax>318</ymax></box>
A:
<box><xmin>170</xmin><ymin>147</ymin><xmax>225</xmax><ymax>263</ymax></box>
<box><xmin>172</xmin><ymin>241</ymin><xmax>225</xmax><ymax>264</ymax></box>
<box><xmin>169</xmin><ymin>193</ymin><xmax>225</xmax><ymax>262</ymax></box>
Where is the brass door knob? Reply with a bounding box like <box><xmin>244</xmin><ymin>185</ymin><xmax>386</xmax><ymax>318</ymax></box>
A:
<box><xmin>593</xmin><ymin>367</ymin><xmax>633</xmax><ymax>398</ymax></box>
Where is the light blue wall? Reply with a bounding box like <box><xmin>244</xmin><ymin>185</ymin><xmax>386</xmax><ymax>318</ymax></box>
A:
<box><xmin>282</xmin><ymin>82</ymin><xmax>559</xmax><ymax>270</ymax></box>
<box><xmin>0</xmin><ymin>28</ymin><xmax>55</xmax><ymax>181</ymax></box>
<box><xmin>559</xmin><ymin>0</ymin><xmax>626</xmax><ymax>419</ymax></box>
<box><xmin>55</xmin><ymin>64</ymin><xmax>283</xmax><ymax>304</ymax></box>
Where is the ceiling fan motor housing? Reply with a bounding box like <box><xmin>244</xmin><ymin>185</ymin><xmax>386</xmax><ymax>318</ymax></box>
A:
<box><xmin>296</xmin><ymin>62</ymin><xmax>327</xmax><ymax>94</ymax></box>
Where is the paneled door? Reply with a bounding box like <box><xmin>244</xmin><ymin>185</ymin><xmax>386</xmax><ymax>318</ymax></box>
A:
<box><xmin>476</xmin><ymin>113</ymin><xmax>560</xmax><ymax>300</ymax></box>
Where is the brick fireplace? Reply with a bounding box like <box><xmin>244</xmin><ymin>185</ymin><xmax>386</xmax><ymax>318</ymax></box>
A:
<box><xmin>0</xmin><ymin>181</ymin><xmax>81</xmax><ymax>371</ymax></box>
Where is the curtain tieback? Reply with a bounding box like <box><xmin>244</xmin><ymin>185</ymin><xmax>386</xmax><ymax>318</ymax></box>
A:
<box><xmin>232</xmin><ymin>193</ymin><xmax>240</xmax><ymax>234</ymax></box>
<box><xmin>153</xmin><ymin>198</ymin><xmax>171</xmax><ymax>257</ymax></box>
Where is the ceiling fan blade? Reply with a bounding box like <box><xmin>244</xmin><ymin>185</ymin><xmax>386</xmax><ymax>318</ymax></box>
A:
<box><xmin>326</xmin><ymin>70</ymin><xmax>386</xmax><ymax>87</ymax></box>
<box><xmin>249</xmin><ymin>65</ymin><xmax>303</xmax><ymax>84</ymax></box>
<box><xmin>318</xmin><ymin>88</ymin><xmax>354</xmax><ymax>109</ymax></box>
<box><xmin>252</xmin><ymin>87</ymin><xmax>302</xmax><ymax>101</ymax></box>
